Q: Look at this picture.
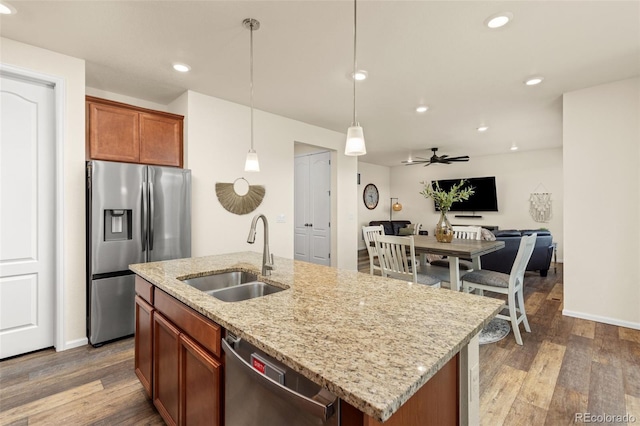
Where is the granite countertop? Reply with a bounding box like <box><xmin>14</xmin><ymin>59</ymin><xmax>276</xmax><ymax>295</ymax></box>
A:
<box><xmin>130</xmin><ymin>252</ymin><xmax>503</xmax><ymax>422</ymax></box>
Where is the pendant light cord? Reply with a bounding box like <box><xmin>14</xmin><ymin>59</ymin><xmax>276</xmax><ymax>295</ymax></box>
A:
<box><xmin>250</xmin><ymin>20</ymin><xmax>255</xmax><ymax>151</ymax></box>
<box><xmin>352</xmin><ymin>0</ymin><xmax>357</xmax><ymax>125</ymax></box>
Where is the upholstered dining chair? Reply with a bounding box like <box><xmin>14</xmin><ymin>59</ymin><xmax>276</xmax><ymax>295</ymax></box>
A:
<box><xmin>362</xmin><ymin>225</ymin><xmax>384</xmax><ymax>275</ymax></box>
<box><xmin>375</xmin><ymin>234</ymin><xmax>441</xmax><ymax>287</ymax></box>
<box><xmin>462</xmin><ymin>233</ymin><xmax>537</xmax><ymax>345</ymax></box>
<box><xmin>425</xmin><ymin>225</ymin><xmax>483</xmax><ymax>288</ymax></box>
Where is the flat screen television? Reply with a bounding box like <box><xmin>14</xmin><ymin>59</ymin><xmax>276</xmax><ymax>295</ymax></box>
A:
<box><xmin>431</xmin><ymin>176</ymin><xmax>498</xmax><ymax>212</ymax></box>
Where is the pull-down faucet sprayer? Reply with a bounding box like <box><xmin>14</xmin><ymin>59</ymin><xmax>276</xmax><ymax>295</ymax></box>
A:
<box><xmin>247</xmin><ymin>214</ymin><xmax>273</xmax><ymax>276</ymax></box>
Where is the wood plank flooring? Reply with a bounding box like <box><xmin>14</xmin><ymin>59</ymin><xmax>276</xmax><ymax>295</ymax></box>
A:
<box><xmin>1</xmin><ymin>253</ymin><xmax>638</xmax><ymax>425</ymax></box>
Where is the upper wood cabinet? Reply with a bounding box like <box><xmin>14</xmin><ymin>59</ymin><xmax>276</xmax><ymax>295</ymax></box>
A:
<box><xmin>86</xmin><ymin>96</ymin><xmax>184</xmax><ymax>167</ymax></box>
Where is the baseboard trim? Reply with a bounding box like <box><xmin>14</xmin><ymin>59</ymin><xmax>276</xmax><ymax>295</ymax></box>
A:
<box><xmin>58</xmin><ymin>337</ymin><xmax>89</xmax><ymax>352</ymax></box>
<box><xmin>562</xmin><ymin>309</ymin><xmax>640</xmax><ymax>330</ymax></box>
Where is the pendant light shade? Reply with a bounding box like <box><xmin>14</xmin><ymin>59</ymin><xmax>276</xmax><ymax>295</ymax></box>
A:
<box><xmin>244</xmin><ymin>149</ymin><xmax>260</xmax><ymax>172</ymax></box>
<box><xmin>345</xmin><ymin>124</ymin><xmax>366</xmax><ymax>156</ymax></box>
<box><xmin>243</xmin><ymin>18</ymin><xmax>261</xmax><ymax>172</ymax></box>
<box><xmin>345</xmin><ymin>0</ymin><xmax>366</xmax><ymax>157</ymax></box>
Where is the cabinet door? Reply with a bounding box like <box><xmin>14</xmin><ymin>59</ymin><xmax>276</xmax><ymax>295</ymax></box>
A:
<box><xmin>140</xmin><ymin>112</ymin><xmax>183</xmax><ymax>167</ymax></box>
<box><xmin>134</xmin><ymin>295</ymin><xmax>154</xmax><ymax>398</ymax></box>
<box><xmin>87</xmin><ymin>101</ymin><xmax>140</xmax><ymax>163</ymax></box>
<box><xmin>180</xmin><ymin>334</ymin><xmax>222</xmax><ymax>426</ymax></box>
<box><xmin>153</xmin><ymin>313</ymin><xmax>180</xmax><ymax>426</ymax></box>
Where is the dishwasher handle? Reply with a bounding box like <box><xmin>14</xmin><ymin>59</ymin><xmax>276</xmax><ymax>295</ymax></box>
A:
<box><xmin>221</xmin><ymin>338</ymin><xmax>336</xmax><ymax>421</ymax></box>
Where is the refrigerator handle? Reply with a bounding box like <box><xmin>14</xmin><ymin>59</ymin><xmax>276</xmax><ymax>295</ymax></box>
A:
<box><xmin>149</xmin><ymin>181</ymin><xmax>155</xmax><ymax>251</ymax></box>
<box><xmin>141</xmin><ymin>182</ymin><xmax>148</xmax><ymax>252</ymax></box>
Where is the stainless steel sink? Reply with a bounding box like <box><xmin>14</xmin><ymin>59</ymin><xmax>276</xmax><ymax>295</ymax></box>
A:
<box><xmin>181</xmin><ymin>271</ymin><xmax>258</xmax><ymax>294</ymax></box>
<box><xmin>180</xmin><ymin>270</ymin><xmax>285</xmax><ymax>302</ymax></box>
<box><xmin>211</xmin><ymin>282</ymin><xmax>285</xmax><ymax>302</ymax></box>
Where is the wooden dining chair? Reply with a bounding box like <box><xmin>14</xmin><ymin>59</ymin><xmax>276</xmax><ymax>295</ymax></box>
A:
<box><xmin>375</xmin><ymin>234</ymin><xmax>441</xmax><ymax>287</ymax></box>
<box><xmin>452</xmin><ymin>225</ymin><xmax>482</xmax><ymax>240</ymax></box>
<box><xmin>462</xmin><ymin>233</ymin><xmax>537</xmax><ymax>345</ymax></box>
<box><xmin>362</xmin><ymin>225</ymin><xmax>385</xmax><ymax>275</ymax></box>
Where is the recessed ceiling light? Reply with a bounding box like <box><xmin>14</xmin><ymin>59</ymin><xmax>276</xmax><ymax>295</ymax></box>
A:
<box><xmin>524</xmin><ymin>76</ymin><xmax>544</xmax><ymax>86</ymax></box>
<box><xmin>510</xmin><ymin>142</ymin><xmax>519</xmax><ymax>151</ymax></box>
<box><xmin>416</xmin><ymin>105</ymin><xmax>429</xmax><ymax>113</ymax></box>
<box><xmin>477</xmin><ymin>126</ymin><xmax>489</xmax><ymax>132</ymax></box>
<box><xmin>485</xmin><ymin>12</ymin><xmax>513</xmax><ymax>29</ymax></box>
<box><xmin>351</xmin><ymin>70</ymin><xmax>368</xmax><ymax>81</ymax></box>
<box><xmin>172</xmin><ymin>63</ymin><xmax>191</xmax><ymax>73</ymax></box>
<box><xmin>0</xmin><ymin>1</ymin><xmax>17</xmax><ymax>14</ymax></box>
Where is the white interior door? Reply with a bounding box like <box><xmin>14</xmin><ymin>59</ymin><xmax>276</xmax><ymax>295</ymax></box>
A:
<box><xmin>0</xmin><ymin>74</ymin><xmax>55</xmax><ymax>359</ymax></box>
<box><xmin>308</xmin><ymin>152</ymin><xmax>331</xmax><ymax>266</ymax></box>
<box><xmin>293</xmin><ymin>152</ymin><xmax>331</xmax><ymax>266</ymax></box>
<box><xmin>294</xmin><ymin>156</ymin><xmax>310</xmax><ymax>262</ymax></box>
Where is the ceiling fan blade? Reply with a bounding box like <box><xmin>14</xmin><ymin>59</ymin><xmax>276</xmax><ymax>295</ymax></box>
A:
<box><xmin>422</xmin><ymin>162</ymin><xmax>433</xmax><ymax>167</ymax></box>
<box><xmin>446</xmin><ymin>156</ymin><xmax>470</xmax><ymax>161</ymax></box>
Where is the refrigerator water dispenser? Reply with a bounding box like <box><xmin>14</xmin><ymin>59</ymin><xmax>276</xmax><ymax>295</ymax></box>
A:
<box><xmin>104</xmin><ymin>209</ymin><xmax>132</xmax><ymax>241</ymax></box>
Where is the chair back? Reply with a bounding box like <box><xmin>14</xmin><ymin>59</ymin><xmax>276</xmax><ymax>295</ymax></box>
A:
<box><xmin>362</xmin><ymin>225</ymin><xmax>384</xmax><ymax>257</ymax></box>
<box><xmin>509</xmin><ymin>233</ymin><xmax>537</xmax><ymax>288</ymax></box>
<box><xmin>375</xmin><ymin>234</ymin><xmax>417</xmax><ymax>283</ymax></box>
<box><xmin>452</xmin><ymin>225</ymin><xmax>482</xmax><ymax>240</ymax></box>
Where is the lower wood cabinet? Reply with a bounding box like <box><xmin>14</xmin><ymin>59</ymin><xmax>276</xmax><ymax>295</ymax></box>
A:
<box><xmin>134</xmin><ymin>295</ymin><xmax>154</xmax><ymax>398</ymax></box>
<box><xmin>135</xmin><ymin>278</ymin><xmax>222</xmax><ymax>426</ymax></box>
<box><xmin>180</xmin><ymin>333</ymin><xmax>221</xmax><ymax>425</ymax></box>
<box><xmin>153</xmin><ymin>312</ymin><xmax>181</xmax><ymax>426</ymax></box>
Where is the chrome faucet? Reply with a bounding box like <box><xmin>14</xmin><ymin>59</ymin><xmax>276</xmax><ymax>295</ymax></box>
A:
<box><xmin>247</xmin><ymin>214</ymin><xmax>274</xmax><ymax>276</ymax></box>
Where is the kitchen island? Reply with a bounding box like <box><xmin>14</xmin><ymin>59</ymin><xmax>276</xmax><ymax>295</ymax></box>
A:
<box><xmin>130</xmin><ymin>252</ymin><xmax>503</xmax><ymax>425</ymax></box>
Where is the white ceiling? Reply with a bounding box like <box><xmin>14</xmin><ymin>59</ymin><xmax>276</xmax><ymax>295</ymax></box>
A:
<box><xmin>2</xmin><ymin>1</ymin><xmax>639</xmax><ymax>166</ymax></box>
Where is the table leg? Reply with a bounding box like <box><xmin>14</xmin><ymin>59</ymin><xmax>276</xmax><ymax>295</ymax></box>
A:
<box><xmin>449</xmin><ymin>257</ymin><xmax>461</xmax><ymax>291</ymax></box>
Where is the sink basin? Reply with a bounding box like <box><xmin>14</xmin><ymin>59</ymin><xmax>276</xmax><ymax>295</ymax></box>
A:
<box><xmin>181</xmin><ymin>271</ymin><xmax>258</xmax><ymax>294</ymax></box>
<box><xmin>211</xmin><ymin>282</ymin><xmax>285</xmax><ymax>303</ymax></box>
<box><xmin>180</xmin><ymin>271</ymin><xmax>285</xmax><ymax>302</ymax></box>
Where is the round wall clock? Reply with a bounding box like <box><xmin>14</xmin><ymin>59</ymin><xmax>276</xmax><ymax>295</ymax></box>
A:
<box><xmin>363</xmin><ymin>183</ymin><xmax>379</xmax><ymax>210</ymax></box>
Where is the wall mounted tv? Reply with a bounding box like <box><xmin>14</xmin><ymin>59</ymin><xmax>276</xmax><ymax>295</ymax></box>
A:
<box><xmin>431</xmin><ymin>176</ymin><xmax>498</xmax><ymax>212</ymax></box>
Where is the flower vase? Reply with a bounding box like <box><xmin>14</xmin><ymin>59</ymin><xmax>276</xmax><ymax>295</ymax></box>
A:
<box><xmin>435</xmin><ymin>210</ymin><xmax>453</xmax><ymax>243</ymax></box>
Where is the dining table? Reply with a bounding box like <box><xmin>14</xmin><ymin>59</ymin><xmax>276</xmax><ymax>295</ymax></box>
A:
<box><xmin>412</xmin><ymin>235</ymin><xmax>505</xmax><ymax>291</ymax></box>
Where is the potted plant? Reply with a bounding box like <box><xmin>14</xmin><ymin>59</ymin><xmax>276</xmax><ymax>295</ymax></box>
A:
<box><xmin>420</xmin><ymin>180</ymin><xmax>475</xmax><ymax>242</ymax></box>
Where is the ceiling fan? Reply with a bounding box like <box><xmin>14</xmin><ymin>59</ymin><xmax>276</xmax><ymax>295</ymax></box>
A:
<box><xmin>402</xmin><ymin>147</ymin><xmax>470</xmax><ymax>166</ymax></box>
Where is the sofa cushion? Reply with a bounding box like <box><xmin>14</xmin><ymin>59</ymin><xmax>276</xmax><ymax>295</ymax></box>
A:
<box><xmin>494</xmin><ymin>230</ymin><xmax>521</xmax><ymax>238</ymax></box>
<box><xmin>463</xmin><ymin>270</ymin><xmax>510</xmax><ymax>288</ymax></box>
<box><xmin>522</xmin><ymin>229</ymin><xmax>551</xmax><ymax>237</ymax></box>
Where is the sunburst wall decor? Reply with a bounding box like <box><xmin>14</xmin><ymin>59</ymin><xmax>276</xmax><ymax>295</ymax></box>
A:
<box><xmin>215</xmin><ymin>177</ymin><xmax>265</xmax><ymax>215</ymax></box>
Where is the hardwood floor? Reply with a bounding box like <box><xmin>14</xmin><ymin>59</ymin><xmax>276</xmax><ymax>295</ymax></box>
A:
<box><xmin>1</xmin><ymin>253</ymin><xmax>638</xmax><ymax>425</ymax></box>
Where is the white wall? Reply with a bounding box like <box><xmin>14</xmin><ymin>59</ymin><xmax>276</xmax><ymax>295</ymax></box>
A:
<box><xmin>85</xmin><ymin>87</ymin><xmax>169</xmax><ymax>112</ymax></box>
<box><xmin>563</xmin><ymin>77</ymin><xmax>640</xmax><ymax>329</ymax></box>
<box><xmin>182</xmin><ymin>91</ymin><xmax>358</xmax><ymax>270</ymax></box>
<box><xmin>357</xmin><ymin>162</ymin><xmax>391</xmax><ymax>250</ymax></box>
<box><xmin>388</xmin><ymin>149</ymin><xmax>564</xmax><ymax>259</ymax></box>
<box><xmin>1</xmin><ymin>37</ymin><xmax>87</xmax><ymax>348</ymax></box>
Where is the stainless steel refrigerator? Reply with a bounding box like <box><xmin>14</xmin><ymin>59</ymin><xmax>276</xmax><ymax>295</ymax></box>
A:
<box><xmin>86</xmin><ymin>160</ymin><xmax>191</xmax><ymax>346</ymax></box>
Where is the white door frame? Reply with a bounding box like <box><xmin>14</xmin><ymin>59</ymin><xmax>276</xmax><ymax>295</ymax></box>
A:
<box><xmin>1</xmin><ymin>63</ymin><xmax>66</xmax><ymax>352</ymax></box>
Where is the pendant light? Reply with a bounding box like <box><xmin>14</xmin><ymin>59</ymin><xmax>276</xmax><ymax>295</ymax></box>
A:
<box><xmin>345</xmin><ymin>0</ymin><xmax>366</xmax><ymax>156</ymax></box>
<box><xmin>244</xmin><ymin>18</ymin><xmax>261</xmax><ymax>172</ymax></box>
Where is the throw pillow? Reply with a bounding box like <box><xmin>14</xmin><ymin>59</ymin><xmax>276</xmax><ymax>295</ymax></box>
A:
<box><xmin>481</xmin><ymin>228</ymin><xmax>496</xmax><ymax>241</ymax></box>
<box><xmin>398</xmin><ymin>224</ymin><xmax>415</xmax><ymax>236</ymax></box>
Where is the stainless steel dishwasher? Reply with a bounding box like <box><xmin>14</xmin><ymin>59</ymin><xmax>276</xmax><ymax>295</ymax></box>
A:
<box><xmin>222</xmin><ymin>334</ymin><xmax>339</xmax><ymax>426</ymax></box>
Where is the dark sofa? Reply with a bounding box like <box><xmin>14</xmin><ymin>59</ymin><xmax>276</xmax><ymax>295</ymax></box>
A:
<box><xmin>481</xmin><ymin>229</ymin><xmax>554</xmax><ymax>277</ymax></box>
<box><xmin>368</xmin><ymin>220</ymin><xmax>411</xmax><ymax>235</ymax></box>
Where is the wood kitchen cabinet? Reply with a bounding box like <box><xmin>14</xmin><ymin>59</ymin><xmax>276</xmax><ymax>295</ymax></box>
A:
<box><xmin>134</xmin><ymin>276</ymin><xmax>222</xmax><ymax>426</ymax></box>
<box><xmin>134</xmin><ymin>295</ymin><xmax>154</xmax><ymax>398</ymax></box>
<box><xmin>86</xmin><ymin>96</ymin><xmax>184</xmax><ymax>167</ymax></box>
